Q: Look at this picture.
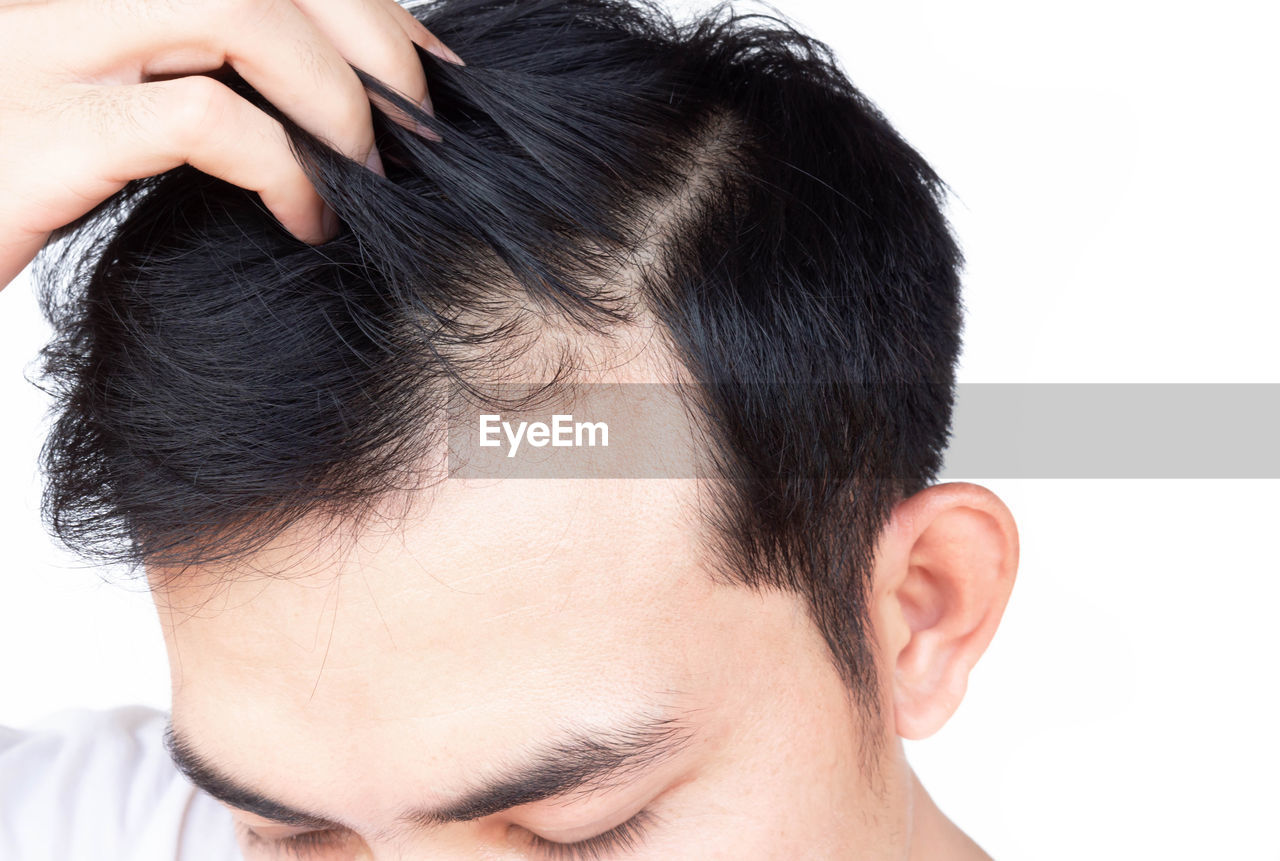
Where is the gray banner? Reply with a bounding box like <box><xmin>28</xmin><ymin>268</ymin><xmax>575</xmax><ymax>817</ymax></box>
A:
<box><xmin>444</xmin><ymin>384</ymin><xmax>1280</xmax><ymax>479</ymax></box>
<box><xmin>941</xmin><ymin>383</ymin><xmax>1280</xmax><ymax>478</ymax></box>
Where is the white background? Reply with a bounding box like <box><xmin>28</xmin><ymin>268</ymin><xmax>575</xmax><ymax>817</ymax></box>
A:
<box><xmin>2</xmin><ymin>1</ymin><xmax>1278</xmax><ymax>858</ymax></box>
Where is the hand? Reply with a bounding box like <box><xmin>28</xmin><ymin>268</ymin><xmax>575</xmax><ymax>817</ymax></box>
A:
<box><xmin>0</xmin><ymin>0</ymin><xmax>461</xmax><ymax>289</ymax></box>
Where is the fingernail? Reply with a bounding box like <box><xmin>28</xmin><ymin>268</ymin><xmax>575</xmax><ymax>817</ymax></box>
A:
<box><xmin>365</xmin><ymin>146</ymin><xmax>385</xmax><ymax>177</ymax></box>
<box><xmin>426</xmin><ymin>40</ymin><xmax>464</xmax><ymax>65</ymax></box>
<box><xmin>321</xmin><ymin>204</ymin><xmax>340</xmax><ymax>240</ymax></box>
<box><xmin>415</xmin><ymin>95</ymin><xmax>442</xmax><ymax>141</ymax></box>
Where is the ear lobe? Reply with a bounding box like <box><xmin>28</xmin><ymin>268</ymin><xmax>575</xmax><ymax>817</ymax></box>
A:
<box><xmin>880</xmin><ymin>482</ymin><xmax>1019</xmax><ymax>740</ymax></box>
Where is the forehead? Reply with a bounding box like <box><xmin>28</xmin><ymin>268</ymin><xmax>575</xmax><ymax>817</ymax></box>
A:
<box><xmin>159</xmin><ymin>475</ymin><xmax>708</xmax><ymax>692</ymax></box>
<box><xmin>149</xmin><ymin>474</ymin><xmax>829</xmax><ymax>822</ymax></box>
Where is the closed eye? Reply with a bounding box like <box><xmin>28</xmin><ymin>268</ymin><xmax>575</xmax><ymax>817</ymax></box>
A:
<box><xmin>520</xmin><ymin>809</ymin><xmax>656</xmax><ymax>860</ymax></box>
<box><xmin>237</xmin><ymin>823</ymin><xmax>350</xmax><ymax>859</ymax></box>
<box><xmin>236</xmin><ymin>810</ymin><xmax>656</xmax><ymax>859</ymax></box>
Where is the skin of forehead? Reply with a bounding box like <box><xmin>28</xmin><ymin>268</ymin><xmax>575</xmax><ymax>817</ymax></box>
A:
<box><xmin>150</xmin><ymin>469</ymin><xmax>860</xmax><ymax>834</ymax></box>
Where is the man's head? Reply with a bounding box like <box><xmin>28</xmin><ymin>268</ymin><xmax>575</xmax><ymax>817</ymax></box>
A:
<box><xmin>33</xmin><ymin>0</ymin><xmax>1017</xmax><ymax>856</ymax></box>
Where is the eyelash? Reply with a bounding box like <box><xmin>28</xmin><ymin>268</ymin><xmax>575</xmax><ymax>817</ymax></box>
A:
<box><xmin>239</xmin><ymin>825</ymin><xmax>345</xmax><ymax>859</ymax></box>
<box><xmin>523</xmin><ymin>809</ymin><xmax>656</xmax><ymax>860</ymax></box>
<box><xmin>240</xmin><ymin>823</ymin><xmax>345</xmax><ymax>854</ymax></box>
<box><xmin>239</xmin><ymin>809</ymin><xmax>655</xmax><ymax>860</ymax></box>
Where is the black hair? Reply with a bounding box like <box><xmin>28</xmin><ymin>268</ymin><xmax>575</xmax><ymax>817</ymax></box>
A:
<box><xmin>31</xmin><ymin>0</ymin><xmax>962</xmax><ymax>728</ymax></box>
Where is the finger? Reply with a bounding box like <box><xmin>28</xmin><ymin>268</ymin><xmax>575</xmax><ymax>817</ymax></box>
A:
<box><xmin>55</xmin><ymin>0</ymin><xmax>377</xmax><ymax>170</ymax></box>
<box><xmin>0</xmin><ymin>231</ymin><xmax>51</xmax><ymax>293</ymax></box>
<box><xmin>77</xmin><ymin>77</ymin><xmax>332</xmax><ymax>244</ymax></box>
<box><xmin>382</xmin><ymin>0</ymin><xmax>465</xmax><ymax>66</ymax></box>
<box><xmin>291</xmin><ymin>0</ymin><xmax>431</xmax><ymax>134</ymax></box>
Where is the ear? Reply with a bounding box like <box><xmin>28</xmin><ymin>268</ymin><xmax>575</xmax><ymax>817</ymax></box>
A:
<box><xmin>871</xmin><ymin>482</ymin><xmax>1019</xmax><ymax>740</ymax></box>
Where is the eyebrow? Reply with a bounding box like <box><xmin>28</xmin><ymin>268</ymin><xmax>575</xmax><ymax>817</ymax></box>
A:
<box><xmin>163</xmin><ymin>709</ymin><xmax>695</xmax><ymax>836</ymax></box>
